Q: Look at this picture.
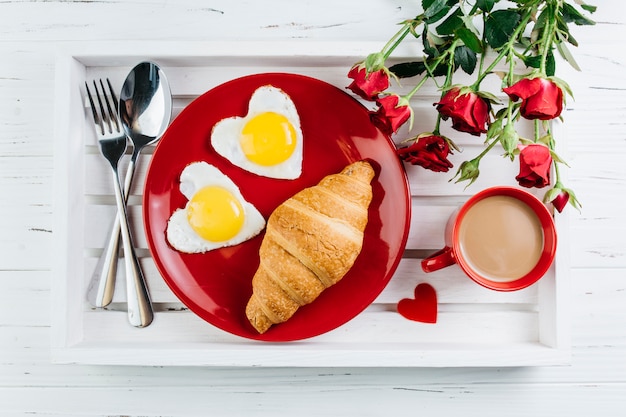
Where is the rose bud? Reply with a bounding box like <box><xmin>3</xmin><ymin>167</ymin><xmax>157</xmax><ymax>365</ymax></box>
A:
<box><xmin>499</xmin><ymin>122</ymin><xmax>520</xmax><ymax>158</ymax></box>
<box><xmin>452</xmin><ymin>158</ymin><xmax>480</xmax><ymax>186</ymax></box>
<box><xmin>551</xmin><ymin>189</ymin><xmax>570</xmax><ymax>213</ymax></box>
<box><xmin>516</xmin><ymin>143</ymin><xmax>552</xmax><ymax>188</ymax></box>
<box><xmin>503</xmin><ymin>77</ymin><xmax>564</xmax><ymax>120</ymax></box>
<box><xmin>370</xmin><ymin>94</ymin><xmax>412</xmax><ymax>135</ymax></box>
<box><xmin>435</xmin><ymin>87</ymin><xmax>490</xmax><ymax>136</ymax></box>
<box><xmin>347</xmin><ymin>62</ymin><xmax>390</xmax><ymax>101</ymax></box>
<box><xmin>397</xmin><ymin>135</ymin><xmax>454</xmax><ymax>172</ymax></box>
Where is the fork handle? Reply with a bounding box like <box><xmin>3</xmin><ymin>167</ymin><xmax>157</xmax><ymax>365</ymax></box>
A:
<box><xmin>110</xmin><ymin>165</ymin><xmax>154</xmax><ymax>328</ymax></box>
<box><xmin>87</xmin><ymin>158</ymin><xmax>137</xmax><ymax>308</ymax></box>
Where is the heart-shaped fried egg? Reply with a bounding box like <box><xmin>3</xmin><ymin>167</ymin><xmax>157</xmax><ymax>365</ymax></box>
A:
<box><xmin>166</xmin><ymin>162</ymin><xmax>266</xmax><ymax>253</ymax></box>
<box><xmin>211</xmin><ymin>85</ymin><xmax>303</xmax><ymax>179</ymax></box>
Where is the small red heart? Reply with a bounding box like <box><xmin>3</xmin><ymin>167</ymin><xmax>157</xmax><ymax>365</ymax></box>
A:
<box><xmin>397</xmin><ymin>283</ymin><xmax>438</xmax><ymax>323</ymax></box>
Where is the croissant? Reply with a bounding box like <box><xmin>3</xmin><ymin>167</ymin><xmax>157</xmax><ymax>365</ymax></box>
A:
<box><xmin>246</xmin><ymin>161</ymin><xmax>375</xmax><ymax>333</ymax></box>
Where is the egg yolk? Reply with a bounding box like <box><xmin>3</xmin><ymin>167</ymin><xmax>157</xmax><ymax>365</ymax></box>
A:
<box><xmin>240</xmin><ymin>112</ymin><xmax>297</xmax><ymax>166</ymax></box>
<box><xmin>186</xmin><ymin>186</ymin><xmax>245</xmax><ymax>242</ymax></box>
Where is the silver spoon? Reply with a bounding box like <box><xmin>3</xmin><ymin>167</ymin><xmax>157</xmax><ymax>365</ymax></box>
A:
<box><xmin>87</xmin><ymin>62</ymin><xmax>172</xmax><ymax>325</ymax></box>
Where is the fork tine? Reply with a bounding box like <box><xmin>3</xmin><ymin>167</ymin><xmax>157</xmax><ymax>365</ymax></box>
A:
<box><xmin>93</xmin><ymin>80</ymin><xmax>113</xmax><ymax>133</ymax></box>
<box><xmin>91</xmin><ymin>80</ymin><xmax>112</xmax><ymax>135</ymax></box>
<box><xmin>85</xmin><ymin>81</ymin><xmax>104</xmax><ymax>136</ymax></box>
<box><xmin>100</xmin><ymin>79</ymin><xmax>120</xmax><ymax>132</ymax></box>
<box><xmin>85</xmin><ymin>78</ymin><xmax>121</xmax><ymax>135</ymax></box>
<box><xmin>106</xmin><ymin>78</ymin><xmax>120</xmax><ymax>118</ymax></box>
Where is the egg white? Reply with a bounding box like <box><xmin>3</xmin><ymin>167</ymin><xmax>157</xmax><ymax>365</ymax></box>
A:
<box><xmin>166</xmin><ymin>162</ymin><xmax>266</xmax><ymax>253</ymax></box>
<box><xmin>211</xmin><ymin>85</ymin><xmax>303</xmax><ymax>179</ymax></box>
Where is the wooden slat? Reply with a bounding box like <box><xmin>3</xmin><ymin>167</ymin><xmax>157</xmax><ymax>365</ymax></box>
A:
<box><xmin>81</xmin><ymin>257</ymin><xmax>538</xmax><ymax>306</ymax></box>
<box><xmin>82</xmin><ymin>201</ymin><xmax>458</xmax><ymax>251</ymax></box>
<box><xmin>79</xmin><ymin>307</ymin><xmax>540</xmax><ymax>347</ymax></box>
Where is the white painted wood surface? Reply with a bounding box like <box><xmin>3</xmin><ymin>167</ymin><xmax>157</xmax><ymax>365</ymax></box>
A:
<box><xmin>1</xmin><ymin>0</ymin><xmax>625</xmax><ymax>415</ymax></box>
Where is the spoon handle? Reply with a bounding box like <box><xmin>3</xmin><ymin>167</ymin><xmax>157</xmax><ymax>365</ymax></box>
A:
<box><xmin>86</xmin><ymin>157</ymin><xmax>137</xmax><ymax>308</ymax></box>
<box><xmin>110</xmin><ymin>164</ymin><xmax>153</xmax><ymax>327</ymax></box>
<box><xmin>86</xmin><ymin>217</ymin><xmax>119</xmax><ymax>308</ymax></box>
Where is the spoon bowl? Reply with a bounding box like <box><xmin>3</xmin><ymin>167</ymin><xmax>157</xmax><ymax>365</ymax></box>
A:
<box><xmin>120</xmin><ymin>61</ymin><xmax>173</xmax><ymax>154</ymax></box>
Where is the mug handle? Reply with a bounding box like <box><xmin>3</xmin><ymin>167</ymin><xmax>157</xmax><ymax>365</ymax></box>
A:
<box><xmin>421</xmin><ymin>246</ymin><xmax>456</xmax><ymax>273</ymax></box>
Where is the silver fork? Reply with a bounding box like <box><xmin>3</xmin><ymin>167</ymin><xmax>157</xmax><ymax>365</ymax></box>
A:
<box><xmin>85</xmin><ymin>79</ymin><xmax>154</xmax><ymax>328</ymax></box>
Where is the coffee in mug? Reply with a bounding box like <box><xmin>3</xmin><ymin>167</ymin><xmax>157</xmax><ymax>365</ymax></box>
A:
<box><xmin>422</xmin><ymin>187</ymin><xmax>557</xmax><ymax>291</ymax></box>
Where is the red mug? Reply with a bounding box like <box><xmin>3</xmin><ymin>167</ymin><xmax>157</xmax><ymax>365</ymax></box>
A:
<box><xmin>421</xmin><ymin>186</ymin><xmax>557</xmax><ymax>291</ymax></box>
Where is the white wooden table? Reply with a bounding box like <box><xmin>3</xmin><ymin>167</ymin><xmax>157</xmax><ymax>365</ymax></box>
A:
<box><xmin>1</xmin><ymin>1</ymin><xmax>625</xmax><ymax>415</ymax></box>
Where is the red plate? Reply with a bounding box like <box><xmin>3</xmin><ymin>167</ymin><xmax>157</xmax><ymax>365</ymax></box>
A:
<box><xmin>143</xmin><ymin>73</ymin><xmax>411</xmax><ymax>341</ymax></box>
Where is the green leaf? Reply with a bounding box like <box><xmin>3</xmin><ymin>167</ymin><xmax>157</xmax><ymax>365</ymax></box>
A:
<box><xmin>564</xmin><ymin>187</ymin><xmax>582</xmax><ymax>210</ymax></box>
<box><xmin>456</xmin><ymin>27</ymin><xmax>482</xmax><ymax>53</ymax></box>
<box><xmin>549</xmin><ymin>149</ymin><xmax>570</xmax><ymax>166</ymax></box>
<box><xmin>436</xmin><ymin>8</ymin><xmax>463</xmax><ymax>35</ymax></box>
<box><xmin>537</xmin><ymin>134</ymin><xmax>552</xmax><ymax>146</ymax></box>
<box><xmin>523</xmin><ymin>55</ymin><xmax>542</xmax><ymax>69</ymax></box>
<box><xmin>388</xmin><ymin>62</ymin><xmax>427</xmax><ymax>78</ymax></box>
<box><xmin>388</xmin><ymin>60</ymin><xmax>449</xmax><ymax>78</ymax></box>
<box><xmin>556</xmin><ymin>41</ymin><xmax>581</xmax><ymax>71</ymax></box>
<box><xmin>422</xmin><ymin>26</ymin><xmax>438</xmax><ymax>57</ymax></box>
<box><xmin>531</xmin><ymin>8</ymin><xmax>549</xmax><ymax>43</ymax></box>
<box><xmin>454</xmin><ymin>45</ymin><xmax>477</xmax><ymax>75</ymax></box>
<box><xmin>561</xmin><ymin>2</ymin><xmax>596</xmax><ymax>25</ymax></box>
<box><xmin>486</xmin><ymin>117</ymin><xmax>503</xmax><ymax>140</ymax></box>
<box><xmin>580</xmin><ymin>3</ymin><xmax>597</xmax><ymax>13</ymax></box>
<box><xmin>425</xmin><ymin>60</ymin><xmax>450</xmax><ymax>77</ymax></box>
<box><xmin>535</xmin><ymin>6</ymin><xmax>549</xmax><ymax>31</ymax></box>
<box><xmin>460</xmin><ymin>13</ymin><xmax>480</xmax><ymax>37</ymax></box>
<box><xmin>485</xmin><ymin>9</ymin><xmax>522</xmax><ymax>49</ymax></box>
<box><xmin>476</xmin><ymin>0</ymin><xmax>496</xmax><ymax>13</ymax></box>
<box><xmin>477</xmin><ymin>90</ymin><xmax>501</xmax><ymax>104</ymax></box>
<box><xmin>557</xmin><ymin>19</ymin><xmax>580</xmax><ymax>47</ymax></box>
<box><xmin>422</xmin><ymin>0</ymin><xmax>451</xmax><ymax>23</ymax></box>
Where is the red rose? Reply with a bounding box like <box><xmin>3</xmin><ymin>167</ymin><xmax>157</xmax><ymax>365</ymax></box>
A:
<box><xmin>347</xmin><ymin>64</ymin><xmax>390</xmax><ymax>101</ymax></box>
<box><xmin>370</xmin><ymin>95</ymin><xmax>412</xmax><ymax>135</ymax></box>
<box><xmin>435</xmin><ymin>87</ymin><xmax>490</xmax><ymax>136</ymax></box>
<box><xmin>516</xmin><ymin>143</ymin><xmax>552</xmax><ymax>188</ymax></box>
<box><xmin>503</xmin><ymin>77</ymin><xmax>563</xmax><ymax>120</ymax></box>
<box><xmin>397</xmin><ymin>135</ymin><xmax>454</xmax><ymax>172</ymax></box>
<box><xmin>550</xmin><ymin>190</ymin><xmax>570</xmax><ymax>213</ymax></box>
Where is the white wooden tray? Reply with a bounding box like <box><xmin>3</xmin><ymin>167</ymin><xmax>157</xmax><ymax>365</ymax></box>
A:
<box><xmin>52</xmin><ymin>41</ymin><xmax>570</xmax><ymax>367</ymax></box>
